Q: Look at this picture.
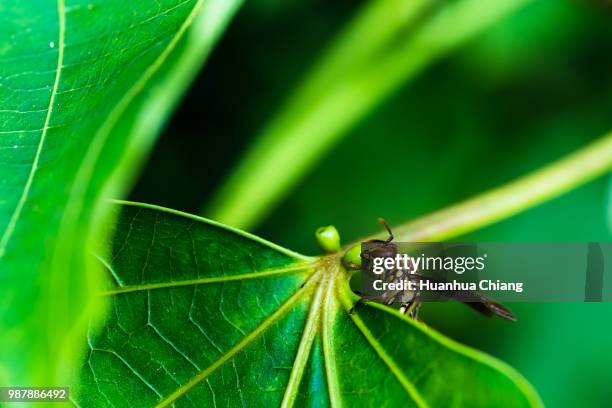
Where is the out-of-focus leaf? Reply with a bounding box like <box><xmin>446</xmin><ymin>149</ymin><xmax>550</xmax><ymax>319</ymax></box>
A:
<box><xmin>75</xmin><ymin>202</ymin><xmax>541</xmax><ymax>407</ymax></box>
<box><xmin>206</xmin><ymin>0</ymin><xmax>533</xmax><ymax>230</ymax></box>
<box><xmin>0</xmin><ymin>0</ymin><xmax>236</xmax><ymax>387</ymax></box>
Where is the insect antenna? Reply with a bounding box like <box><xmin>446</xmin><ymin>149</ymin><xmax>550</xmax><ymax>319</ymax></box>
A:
<box><xmin>377</xmin><ymin>217</ymin><xmax>394</xmax><ymax>243</ymax></box>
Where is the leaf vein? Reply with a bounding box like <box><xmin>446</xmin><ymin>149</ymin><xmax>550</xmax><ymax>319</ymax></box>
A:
<box><xmin>321</xmin><ymin>274</ymin><xmax>342</xmax><ymax>408</ymax></box>
<box><xmin>280</xmin><ymin>275</ymin><xmax>326</xmax><ymax>407</ymax></box>
<box><xmin>98</xmin><ymin>263</ymin><xmax>314</xmax><ymax>295</ymax></box>
<box><xmin>153</xmin><ymin>273</ymin><xmax>319</xmax><ymax>407</ymax></box>
<box><xmin>0</xmin><ymin>0</ymin><xmax>65</xmax><ymax>257</ymax></box>
<box><xmin>338</xmin><ymin>283</ymin><xmax>429</xmax><ymax>408</ymax></box>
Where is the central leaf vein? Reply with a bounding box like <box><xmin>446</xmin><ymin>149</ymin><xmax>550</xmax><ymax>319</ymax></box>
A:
<box><xmin>280</xmin><ymin>271</ymin><xmax>326</xmax><ymax>407</ymax></box>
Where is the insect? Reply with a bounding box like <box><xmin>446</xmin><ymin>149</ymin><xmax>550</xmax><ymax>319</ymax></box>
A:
<box><xmin>345</xmin><ymin>218</ymin><xmax>516</xmax><ymax>321</ymax></box>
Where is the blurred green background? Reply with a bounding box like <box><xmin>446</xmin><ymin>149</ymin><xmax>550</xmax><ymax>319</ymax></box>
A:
<box><xmin>129</xmin><ymin>0</ymin><xmax>612</xmax><ymax>406</ymax></box>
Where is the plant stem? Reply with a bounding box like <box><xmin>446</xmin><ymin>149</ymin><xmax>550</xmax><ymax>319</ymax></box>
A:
<box><xmin>205</xmin><ymin>0</ymin><xmax>531</xmax><ymax>230</ymax></box>
<box><xmin>359</xmin><ymin>132</ymin><xmax>612</xmax><ymax>243</ymax></box>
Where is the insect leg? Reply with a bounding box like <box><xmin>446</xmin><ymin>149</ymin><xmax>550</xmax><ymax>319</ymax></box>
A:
<box><xmin>409</xmin><ymin>301</ymin><xmax>422</xmax><ymax>320</ymax></box>
<box><xmin>349</xmin><ymin>294</ymin><xmax>384</xmax><ymax>314</ymax></box>
<box><xmin>377</xmin><ymin>217</ymin><xmax>394</xmax><ymax>243</ymax></box>
<box><xmin>348</xmin><ymin>298</ymin><xmax>364</xmax><ymax>315</ymax></box>
<box><xmin>399</xmin><ymin>300</ymin><xmax>422</xmax><ymax>319</ymax></box>
<box><xmin>399</xmin><ymin>302</ymin><xmax>411</xmax><ymax>314</ymax></box>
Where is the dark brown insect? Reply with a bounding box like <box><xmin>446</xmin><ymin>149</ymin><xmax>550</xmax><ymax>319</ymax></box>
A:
<box><xmin>351</xmin><ymin>218</ymin><xmax>516</xmax><ymax>321</ymax></box>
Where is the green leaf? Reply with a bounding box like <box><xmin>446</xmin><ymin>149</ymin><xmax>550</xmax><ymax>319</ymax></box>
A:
<box><xmin>0</xmin><ymin>0</ymin><xmax>231</xmax><ymax>387</ymax></box>
<box><xmin>206</xmin><ymin>0</ymin><xmax>533</xmax><ymax>230</ymax></box>
<box><xmin>75</xmin><ymin>202</ymin><xmax>541</xmax><ymax>407</ymax></box>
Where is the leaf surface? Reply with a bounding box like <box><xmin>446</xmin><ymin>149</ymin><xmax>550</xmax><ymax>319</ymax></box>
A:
<box><xmin>0</xmin><ymin>0</ymin><xmax>222</xmax><ymax>386</ymax></box>
<box><xmin>76</xmin><ymin>202</ymin><xmax>542</xmax><ymax>407</ymax></box>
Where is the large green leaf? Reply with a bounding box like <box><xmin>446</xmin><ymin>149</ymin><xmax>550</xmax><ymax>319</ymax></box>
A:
<box><xmin>76</xmin><ymin>202</ymin><xmax>542</xmax><ymax>407</ymax></box>
<box><xmin>0</xmin><ymin>0</ymin><xmax>214</xmax><ymax>387</ymax></box>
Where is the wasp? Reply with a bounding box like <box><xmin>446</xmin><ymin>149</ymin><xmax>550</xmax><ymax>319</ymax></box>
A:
<box><xmin>344</xmin><ymin>218</ymin><xmax>516</xmax><ymax>321</ymax></box>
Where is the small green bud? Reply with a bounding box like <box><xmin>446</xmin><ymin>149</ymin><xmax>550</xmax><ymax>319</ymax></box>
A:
<box><xmin>315</xmin><ymin>225</ymin><xmax>340</xmax><ymax>253</ymax></box>
<box><xmin>343</xmin><ymin>244</ymin><xmax>362</xmax><ymax>269</ymax></box>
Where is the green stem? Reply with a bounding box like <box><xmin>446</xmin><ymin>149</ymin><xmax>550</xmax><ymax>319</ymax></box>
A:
<box><xmin>360</xmin><ymin>132</ymin><xmax>612</xmax><ymax>243</ymax></box>
<box><xmin>206</xmin><ymin>0</ymin><xmax>531</xmax><ymax>230</ymax></box>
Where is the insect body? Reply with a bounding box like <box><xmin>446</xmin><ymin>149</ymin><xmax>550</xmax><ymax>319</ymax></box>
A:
<box><xmin>350</xmin><ymin>218</ymin><xmax>423</xmax><ymax>318</ymax></box>
<box><xmin>345</xmin><ymin>218</ymin><xmax>516</xmax><ymax>321</ymax></box>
